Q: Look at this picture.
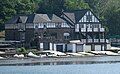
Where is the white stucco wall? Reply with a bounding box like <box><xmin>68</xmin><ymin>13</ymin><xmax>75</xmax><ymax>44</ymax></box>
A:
<box><xmin>50</xmin><ymin>43</ymin><xmax>53</xmax><ymax>51</ymax></box>
<box><xmin>95</xmin><ymin>45</ymin><xmax>101</xmax><ymax>51</ymax></box>
<box><xmin>54</xmin><ymin>44</ymin><xmax>56</xmax><ymax>51</ymax></box>
<box><xmin>67</xmin><ymin>44</ymin><xmax>76</xmax><ymax>53</ymax></box>
<box><xmin>107</xmin><ymin>44</ymin><xmax>111</xmax><ymax>50</ymax></box>
<box><xmin>84</xmin><ymin>45</ymin><xmax>91</xmax><ymax>52</ymax></box>
<box><xmin>39</xmin><ymin>43</ymin><xmax>43</xmax><ymax>51</ymax></box>
<box><xmin>40</xmin><ymin>43</ymin><xmax>43</xmax><ymax>49</ymax></box>
<box><xmin>67</xmin><ymin>44</ymin><xmax>73</xmax><ymax>52</ymax></box>
<box><xmin>76</xmin><ymin>44</ymin><xmax>83</xmax><ymax>52</ymax></box>
<box><xmin>73</xmin><ymin>44</ymin><xmax>76</xmax><ymax>53</ymax></box>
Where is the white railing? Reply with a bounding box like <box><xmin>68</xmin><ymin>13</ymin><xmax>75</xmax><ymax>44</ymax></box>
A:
<box><xmin>94</xmin><ymin>39</ymin><xmax>99</xmax><ymax>42</ymax></box>
<box><xmin>81</xmin><ymin>39</ymin><xmax>109</xmax><ymax>43</ymax></box>
<box><xmin>87</xmin><ymin>39</ymin><xmax>93</xmax><ymax>43</ymax></box>
<box><xmin>81</xmin><ymin>28</ymin><xmax>86</xmax><ymax>32</ymax></box>
<box><xmin>100</xmin><ymin>28</ymin><xmax>105</xmax><ymax>32</ymax></box>
<box><xmin>94</xmin><ymin>28</ymin><xmax>98</xmax><ymax>32</ymax></box>
<box><xmin>87</xmin><ymin>28</ymin><xmax>92</xmax><ymax>32</ymax></box>
<box><xmin>81</xmin><ymin>28</ymin><xmax>105</xmax><ymax>32</ymax></box>
<box><xmin>100</xmin><ymin>39</ymin><xmax>105</xmax><ymax>43</ymax></box>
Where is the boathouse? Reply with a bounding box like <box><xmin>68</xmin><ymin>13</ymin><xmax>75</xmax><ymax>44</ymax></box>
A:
<box><xmin>5</xmin><ymin>9</ymin><xmax>111</xmax><ymax>52</ymax></box>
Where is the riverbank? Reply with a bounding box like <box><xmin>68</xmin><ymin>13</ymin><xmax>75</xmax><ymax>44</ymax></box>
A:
<box><xmin>1</xmin><ymin>55</ymin><xmax>120</xmax><ymax>66</ymax></box>
<box><xmin>1</xmin><ymin>50</ymin><xmax>120</xmax><ymax>66</ymax></box>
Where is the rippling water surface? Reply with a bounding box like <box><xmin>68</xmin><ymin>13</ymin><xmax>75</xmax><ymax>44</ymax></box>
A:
<box><xmin>1</xmin><ymin>56</ymin><xmax>120</xmax><ymax>74</ymax></box>
<box><xmin>0</xmin><ymin>63</ymin><xmax>120</xmax><ymax>74</ymax></box>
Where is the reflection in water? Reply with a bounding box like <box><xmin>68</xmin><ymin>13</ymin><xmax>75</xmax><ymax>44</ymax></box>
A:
<box><xmin>1</xmin><ymin>61</ymin><xmax>120</xmax><ymax>66</ymax></box>
<box><xmin>0</xmin><ymin>63</ymin><xmax>120</xmax><ymax>74</ymax></box>
<box><xmin>1</xmin><ymin>56</ymin><xmax>120</xmax><ymax>66</ymax></box>
<box><xmin>1</xmin><ymin>56</ymin><xmax>120</xmax><ymax>74</ymax></box>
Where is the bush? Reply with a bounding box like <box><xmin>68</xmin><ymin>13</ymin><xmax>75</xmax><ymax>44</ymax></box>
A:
<box><xmin>16</xmin><ymin>47</ymin><xmax>27</xmax><ymax>53</ymax></box>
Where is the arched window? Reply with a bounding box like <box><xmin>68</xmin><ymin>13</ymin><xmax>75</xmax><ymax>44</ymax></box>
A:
<box><xmin>64</xmin><ymin>33</ymin><xmax>70</xmax><ymax>39</ymax></box>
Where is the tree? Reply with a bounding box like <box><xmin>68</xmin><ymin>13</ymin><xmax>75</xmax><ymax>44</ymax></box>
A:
<box><xmin>64</xmin><ymin>0</ymin><xmax>90</xmax><ymax>11</ymax></box>
<box><xmin>37</xmin><ymin>0</ymin><xmax>64</xmax><ymax>14</ymax></box>
<box><xmin>0</xmin><ymin>0</ymin><xmax>36</xmax><ymax>31</ymax></box>
<box><xmin>0</xmin><ymin>0</ymin><xmax>16</xmax><ymax>31</ymax></box>
<box><xmin>15</xmin><ymin>0</ymin><xmax>36</xmax><ymax>14</ymax></box>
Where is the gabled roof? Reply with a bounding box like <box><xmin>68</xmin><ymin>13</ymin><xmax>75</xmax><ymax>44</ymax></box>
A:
<box><xmin>19</xmin><ymin>16</ymin><xmax>28</xmax><ymax>23</ymax></box>
<box><xmin>26</xmin><ymin>13</ymin><xmax>66</xmax><ymax>23</ymax></box>
<box><xmin>62</xmin><ymin>12</ymin><xmax>76</xmax><ymax>23</ymax></box>
<box><xmin>6</xmin><ymin>14</ymin><xmax>28</xmax><ymax>24</ymax></box>
<box><xmin>63</xmin><ymin>9</ymin><xmax>88</xmax><ymax>24</ymax></box>
<box><xmin>6</xmin><ymin>9</ymin><xmax>100</xmax><ymax>26</ymax></box>
<box><xmin>26</xmin><ymin>14</ymin><xmax>50</xmax><ymax>23</ymax></box>
<box><xmin>6</xmin><ymin>13</ymin><xmax>66</xmax><ymax>24</ymax></box>
<box><xmin>33</xmin><ymin>14</ymin><xmax>51</xmax><ymax>23</ymax></box>
<box><xmin>49</xmin><ymin>14</ymin><xmax>66</xmax><ymax>22</ymax></box>
<box><xmin>74</xmin><ymin>9</ymin><xmax>88</xmax><ymax>23</ymax></box>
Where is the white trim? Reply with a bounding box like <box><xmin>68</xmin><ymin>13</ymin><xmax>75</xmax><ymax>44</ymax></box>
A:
<box><xmin>50</xmin><ymin>43</ymin><xmax>53</xmax><ymax>51</ymax></box>
<box><xmin>40</xmin><ymin>43</ymin><xmax>43</xmax><ymax>49</ymax></box>
<box><xmin>79</xmin><ymin>11</ymin><xmax>100</xmax><ymax>23</ymax></box>
<box><xmin>75</xmin><ymin>24</ymin><xmax>79</xmax><ymax>32</ymax></box>
<box><xmin>54</xmin><ymin>44</ymin><xmax>56</xmax><ymax>51</ymax></box>
<box><xmin>73</xmin><ymin>44</ymin><xmax>76</xmax><ymax>53</ymax></box>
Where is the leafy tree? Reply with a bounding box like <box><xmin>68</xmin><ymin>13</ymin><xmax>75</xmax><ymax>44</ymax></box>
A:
<box><xmin>0</xmin><ymin>0</ymin><xmax>16</xmax><ymax>31</ymax></box>
<box><xmin>65</xmin><ymin>0</ymin><xmax>90</xmax><ymax>10</ymax></box>
<box><xmin>15</xmin><ymin>0</ymin><xmax>36</xmax><ymax>14</ymax></box>
<box><xmin>16</xmin><ymin>47</ymin><xmax>27</xmax><ymax>53</ymax></box>
<box><xmin>0</xmin><ymin>0</ymin><xmax>36</xmax><ymax>31</ymax></box>
<box><xmin>37</xmin><ymin>0</ymin><xmax>64</xmax><ymax>15</ymax></box>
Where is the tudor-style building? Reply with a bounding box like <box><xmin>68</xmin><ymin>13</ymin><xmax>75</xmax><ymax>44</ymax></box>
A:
<box><xmin>5</xmin><ymin>9</ymin><xmax>111</xmax><ymax>52</ymax></box>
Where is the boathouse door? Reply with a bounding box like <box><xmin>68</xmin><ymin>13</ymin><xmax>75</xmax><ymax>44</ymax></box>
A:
<box><xmin>43</xmin><ymin>42</ymin><xmax>50</xmax><ymax>50</ymax></box>
<box><xmin>56</xmin><ymin>45</ymin><xmax>63</xmax><ymax>52</ymax></box>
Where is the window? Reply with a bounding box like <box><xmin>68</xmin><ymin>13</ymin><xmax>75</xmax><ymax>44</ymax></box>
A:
<box><xmin>35</xmin><ymin>25</ymin><xmax>38</xmax><ymax>29</ymax></box>
<box><xmin>86</xmin><ymin>15</ymin><xmax>92</xmax><ymax>22</ymax></box>
<box><xmin>56</xmin><ymin>23</ymin><xmax>61</xmax><ymax>28</ymax></box>
<box><xmin>22</xmin><ymin>33</ymin><xmax>25</xmax><ymax>40</ymax></box>
<box><xmin>80</xmin><ymin>24</ymin><xmax>84</xmax><ymax>28</ymax></box>
<box><xmin>43</xmin><ymin>31</ymin><xmax>47</xmax><ymax>37</ymax></box>
<box><xmin>20</xmin><ymin>32</ymin><xmax>25</xmax><ymax>41</ymax></box>
<box><xmin>90</xmin><ymin>24</ymin><xmax>93</xmax><ymax>28</ymax></box>
<box><xmin>86</xmin><ymin>24</ymin><xmax>89</xmax><ymax>28</ymax></box>
<box><xmin>93</xmin><ymin>24</ymin><xmax>99</xmax><ymax>28</ymax></box>
<box><xmin>43</xmin><ymin>25</ymin><xmax>47</xmax><ymax>29</ymax></box>
<box><xmin>64</xmin><ymin>33</ymin><xmax>70</xmax><ymax>39</ymax></box>
<box><xmin>18</xmin><ymin>24</ymin><xmax>25</xmax><ymax>31</ymax></box>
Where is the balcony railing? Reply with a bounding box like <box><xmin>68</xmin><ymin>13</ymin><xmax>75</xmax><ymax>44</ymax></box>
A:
<box><xmin>81</xmin><ymin>39</ymin><xmax>109</xmax><ymax>43</ymax></box>
<box><xmin>81</xmin><ymin>28</ymin><xmax>105</xmax><ymax>32</ymax></box>
<box><xmin>38</xmin><ymin>37</ymin><xmax>68</xmax><ymax>43</ymax></box>
<box><xmin>100</xmin><ymin>28</ymin><xmax>105</xmax><ymax>32</ymax></box>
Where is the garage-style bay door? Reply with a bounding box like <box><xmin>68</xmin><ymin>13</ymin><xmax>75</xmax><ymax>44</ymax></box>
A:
<box><xmin>56</xmin><ymin>45</ymin><xmax>63</xmax><ymax>52</ymax></box>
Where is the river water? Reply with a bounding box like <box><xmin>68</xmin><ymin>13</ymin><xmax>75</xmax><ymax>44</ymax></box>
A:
<box><xmin>0</xmin><ymin>62</ymin><xmax>120</xmax><ymax>74</ymax></box>
<box><xmin>1</xmin><ymin>56</ymin><xmax>120</xmax><ymax>74</ymax></box>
